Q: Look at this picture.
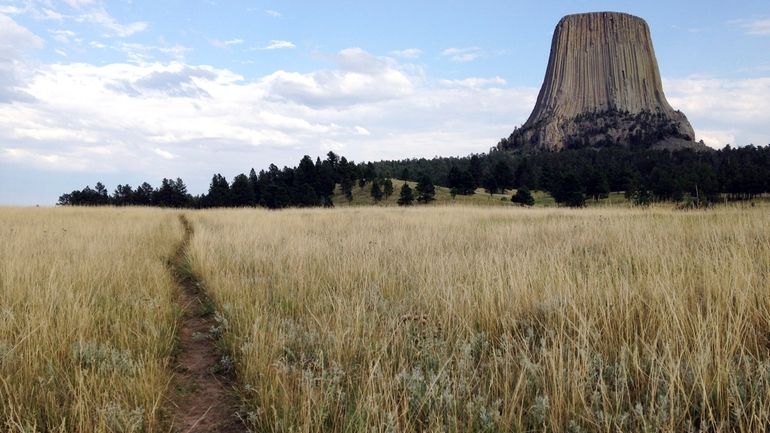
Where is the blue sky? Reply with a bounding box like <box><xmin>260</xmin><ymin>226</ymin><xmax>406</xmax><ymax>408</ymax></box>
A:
<box><xmin>1</xmin><ymin>0</ymin><xmax>769</xmax><ymax>204</ymax></box>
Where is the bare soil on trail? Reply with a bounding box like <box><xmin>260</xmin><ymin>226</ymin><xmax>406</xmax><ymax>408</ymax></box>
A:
<box><xmin>168</xmin><ymin>215</ymin><xmax>245</xmax><ymax>433</ymax></box>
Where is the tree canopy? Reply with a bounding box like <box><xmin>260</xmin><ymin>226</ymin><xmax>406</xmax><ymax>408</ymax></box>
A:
<box><xmin>58</xmin><ymin>144</ymin><xmax>770</xmax><ymax>208</ymax></box>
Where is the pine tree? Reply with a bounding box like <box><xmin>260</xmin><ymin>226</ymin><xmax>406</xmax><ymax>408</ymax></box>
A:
<box><xmin>341</xmin><ymin>178</ymin><xmax>354</xmax><ymax>203</ymax></box>
<box><xmin>112</xmin><ymin>184</ymin><xmax>134</xmax><ymax>206</ymax></box>
<box><xmin>94</xmin><ymin>182</ymin><xmax>108</xmax><ymax>198</ymax></box>
<box><xmin>493</xmin><ymin>160</ymin><xmax>514</xmax><ymax>192</ymax></box>
<box><xmin>459</xmin><ymin>169</ymin><xmax>476</xmax><ymax>195</ymax></box>
<box><xmin>514</xmin><ymin>157</ymin><xmax>537</xmax><ymax>188</ymax></box>
<box><xmin>316</xmin><ymin>157</ymin><xmax>337</xmax><ymax>204</ymax></box>
<box><xmin>365</xmin><ymin>162</ymin><xmax>376</xmax><ymax>182</ymax></box>
<box><xmin>482</xmin><ymin>174</ymin><xmax>499</xmax><ymax>196</ymax></box>
<box><xmin>296</xmin><ymin>183</ymin><xmax>318</xmax><ymax>207</ymax></box>
<box><xmin>297</xmin><ymin>155</ymin><xmax>317</xmax><ymax>183</ymax></box>
<box><xmin>448</xmin><ymin>166</ymin><xmax>475</xmax><ymax>197</ymax></box>
<box><xmin>400</xmin><ymin>168</ymin><xmax>411</xmax><ymax>181</ymax></box>
<box><xmin>230</xmin><ymin>173</ymin><xmax>255</xmax><ymax>207</ymax></box>
<box><xmin>57</xmin><ymin>193</ymin><xmax>72</xmax><ymax>206</ymax></box>
<box><xmin>397</xmin><ymin>183</ymin><xmax>414</xmax><ymax>206</ymax></box>
<box><xmin>511</xmin><ymin>187</ymin><xmax>535</xmax><ymax>206</ymax></box>
<box><xmin>248</xmin><ymin>168</ymin><xmax>260</xmax><ymax>205</ymax></box>
<box><xmin>338</xmin><ymin>156</ymin><xmax>358</xmax><ymax>190</ymax></box>
<box><xmin>325</xmin><ymin>151</ymin><xmax>339</xmax><ymax>168</ymax></box>
<box><xmin>171</xmin><ymin>178</ymin><xmax>191</xmax><ymax>207</ymax></box>
<box><xmin>135</xmin><ymin>182</ymin><xmax>154</xmax><ymax>206</ymax></box>
<box><xmin>204</xmin><ymin>174</ymin><xmax>231</xmax><ymax>207</ymax></box>
<box><xmin>550</xmin><ymin>173</ymin><xmax>586</xmax><ymax>208</ymax></box>
<box><xmin>468</xmin><ymin>154</ymin><xmax>483</xmax><ymax>186</ymax></box>
<box><xmin>415</xmin><ymin>175</ymin><xmax>436</xmax><ymax>204</ymax></box>
<box><xmin>383</xmin><ymin>178</ymin><xmax>394</xmax><ymax>198</ymax></box>
<box><xmin>585</xmin><ymin>168</ymin><xmax>610</xmax><ymax>201</ymax></box>
<box><xmin>370</xmin><ymin>179</ymin><xmax>383</xmax><ymax>202</ymax></box>
<box><xmin>447</xmin><ymin>166</ymin><xmax>462</xmax><ymax>198</ymax></box>
<box><xmin>154</xmin><ymin>178</ymin><xmax>190</xmax><ymax>208</ymax></box>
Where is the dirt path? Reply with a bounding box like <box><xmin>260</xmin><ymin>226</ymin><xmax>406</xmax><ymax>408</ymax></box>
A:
<box><xmin>168</xmin><ymin>215</ymin><xmax>245</xmax><ymax>433</ymax></box>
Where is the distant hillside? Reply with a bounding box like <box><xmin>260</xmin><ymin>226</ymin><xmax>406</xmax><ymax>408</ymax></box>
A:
<box><xmin>333</xmin><ymin>179</ymin><xmax>629</xmax><ymax>208</ymax></box>
<box><xmin>371</xmin><ymin>145</ymin><xmax>770</xmax><ymax>208</ymax></box>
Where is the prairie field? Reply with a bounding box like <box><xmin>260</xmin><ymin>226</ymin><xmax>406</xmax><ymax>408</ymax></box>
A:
<box><xmin>0</xmin><ymin>208</ymin><xmax>182</xmax><ymax>432</ymax></box>
<box><xmin>2</xmin><ymin>205</ymin><xmax>770</xmax><ymax>432</ymax></box>
<box><xmin>187</xmin><ymin>205</ymin><xmax>770</xmax><ymax>433</ymax></box>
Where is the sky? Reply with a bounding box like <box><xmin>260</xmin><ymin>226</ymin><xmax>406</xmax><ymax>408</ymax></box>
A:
<box><xmin>1</xmin><ymin>0</ymin><xmax>769</xmax><ymax>205</ymax></box>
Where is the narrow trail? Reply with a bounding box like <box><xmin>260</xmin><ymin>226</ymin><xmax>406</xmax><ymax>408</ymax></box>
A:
<box><xmin>168</xmin><ymin>215</ymin><xmax>245</xmax><ymax>433</ymax></box>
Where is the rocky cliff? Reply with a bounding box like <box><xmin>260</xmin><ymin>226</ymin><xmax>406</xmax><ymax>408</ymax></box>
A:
<box><xmin>503</xmin><ymin>12</ymin><xmax>700</xmax><ymax>151</ymax></box>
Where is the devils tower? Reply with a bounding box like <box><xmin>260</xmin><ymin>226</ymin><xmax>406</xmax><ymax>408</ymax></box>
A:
<box><xmin>501</xmin><ymin>12</ymin><xmax>701</xmax><ymax>151</ymax></box>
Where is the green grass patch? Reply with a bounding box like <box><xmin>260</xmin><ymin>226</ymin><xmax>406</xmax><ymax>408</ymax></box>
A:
<box><xmin>331</xmin><ymin>179</ymin><xmax>632</xmax><ymax>207</ymax></box>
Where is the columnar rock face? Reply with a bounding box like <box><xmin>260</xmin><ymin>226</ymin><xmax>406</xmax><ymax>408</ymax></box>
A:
<box><xmin>504</xmin><ymin>12</ymin><xmax>698</xmax><ymax>151</ymax></box>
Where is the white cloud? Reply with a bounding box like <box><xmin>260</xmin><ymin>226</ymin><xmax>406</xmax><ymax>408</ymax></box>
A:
<box><xmin>665</xmin><ymin>76</ymin><xmax>770</xmax><ymax>147</ymax></box>
<box><xmin>24</xmin><ymin>5</ymin><xmax>66</xmax><ymax>21</ymax></box>
<box><xmin>264</xmin><ymin>9</ymin><xmax>281</xmax><ymax>18</ymax></box>
<box><xmin>75</xmin><ymin>6</ymin><xmax>148</xmax><ymax>37</ymax></box>
<box><xmin>0</xmin><ymin>14</ymin><xmax>43</xmax><ymax>102</ymax></box>
<box><xmin>211</xmin><ymin>38</ymin><xmax>244</xmax><ymax>48</ymax></box>
<box><xmin>0</xmin><ymin>3</ymin><xmax>66</xmax><ymax>20</ymax></box>
<box><xmin>0</xmin><ymin>5</ymin><xmax>24</xmax><ymax>14</ymax></box>
<box><xmin>732</xmin><ymin>18</ymin><xmax>770</xmax><ymax>36</ymax></box>
<box><xmin>153</xmin><ymin>148</ymin><xmax>175</xmax><ymax>160</ymax></box>
<box><xmin>0</xmin><ymin>14</ymin><xmax>44</xmax><ymax>49</ymax></box>
<box><xmin>442</xmin><ymin>47</ymin><xmax>482</xmax><ymax>62</ymax></box>
<box><xmin>1</xmin><ymin>147</ymin><xmax>91</xmax><ymax>171</ymax></box>
<box><xmin>0</xmin><ymin>48</ymin><xmax>538</xmax><ymax>195</ymax></box>
<box><xmin>391</xmin><ymin>48</ymin><xmax>422</xmax><ymax>59</ymax></box>
<box><xmin>261</xmin><ymin>48</ymin><xmax>415</xmax><ymax>107</ymax></box>
<box><xmin>320</xmin><ymin>139</ymin><xmax>344</xmax><ymax>152</ymax></box>
<box><xmin>107</xmin><ymin>65</ymin><xmax>219</xmax><ymax>98</ymax></box>
<box><xmin>695</xmin><ymin>130</ymin><xmax>737</xmax><ymax>149</ymax></box>
<box><xmin>263</xmin><ymin>40</ymin><xmax>296</xmax><ymax>50</ymax></box>
<box><xmin>439</xmin><ymin>76</ymin><xmax>506</xmax><ymax>89</ymax></box>
<box><xmin>63</xmin><ymin>0</ymin><xmax>99</xmax><ymax>9</ymax></box>
<box><xmin>115</xmin><ymin>42</ymin><xmax>191</xmax><ymax>63</ymax></box>
<box><xmin>40</xmin><ymin>8</ymin><xmax>64</xmax><ymax>20</ymax></box>
<box><xmin>49</xmin><ymin>29</ymin><xmax>78</xmax><ymax>44</ymax></box>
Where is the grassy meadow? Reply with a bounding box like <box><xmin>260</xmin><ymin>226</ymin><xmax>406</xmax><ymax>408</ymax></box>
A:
<box><xmin>187</xmin><ymin>205</ymin><xmax>770</xmax><ymax>433</ymax></box>
<box><xmin>2</xmin><ymin>204</ymin><xmax>769</xmax><ymax>432</ymax></box>
<box><xmin>332</xmin><ymin>180</ymin><xmax>630</xmax><ymax>207</ymax></box>
<box><xmin>0</xmin><ymin>208</ymin><xmax>182</xmax><ymax>432</ymax></box>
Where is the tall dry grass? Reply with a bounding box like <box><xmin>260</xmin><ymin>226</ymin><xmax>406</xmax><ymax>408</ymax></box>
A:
<box><xmin>187</xmin><ymin>205</ymin><xmax>770</xmax><ymax>433</ymax></box>
<box><xmin>0</xmin><ymin>207</ymin><xmax>182</xmax><ymax>433</ymax></box>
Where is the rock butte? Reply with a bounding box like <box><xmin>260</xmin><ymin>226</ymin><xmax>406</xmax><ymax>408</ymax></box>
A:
<box><xmin>504</xmin><ymin>12</ymin><xmax>700</xmax><ymax>151</ymax></box>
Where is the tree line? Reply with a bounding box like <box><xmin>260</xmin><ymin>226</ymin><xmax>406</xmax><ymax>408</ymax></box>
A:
<box><xmin>57</xmin><ymin>152</ymin><xmax>438</xmax><ymax>208</ymax></box>
<box><xmin>374</xmin><ymin>144</ymin><xmax>770</xmax><ymax>207</ymax></box>
<box><xmin>59</xmin><ymin>144</ymin><xmax>770</xmax><ymax>209</ymax></box>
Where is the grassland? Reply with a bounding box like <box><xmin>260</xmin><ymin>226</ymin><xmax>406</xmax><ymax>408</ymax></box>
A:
<box><xmin>334</xmin><ymin>180</ymin><xmax>628</xmax><ymax>207</ymax></box>
<box><xmin>2</xmin><ymin>204</ymin><xmax>769</xmax><ymax>433</ymax></box>
<box><xmin>187</xmin><ymin>205</ymin><xmax>770</xmax><ymax>433</ymax></box>
<box><xmin>0</xmin><ymin>207</ymin><xmax>182</xmax><ymax>432</ymax></box>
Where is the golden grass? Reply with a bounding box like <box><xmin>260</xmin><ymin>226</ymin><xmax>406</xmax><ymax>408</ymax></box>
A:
<box><xmin>0</xmin><ymin>207</ymin><xmax>182</xmax><ymax>433</ymax></box>
<box><xmin>187</xmin><ymin>205</ymin><xmax>770</xmax><ymax>433</ymax></box>
<box><xmin>2</xmin><ymin>204</ymin><xmax>768</xmax><ymax>432</ymax></box>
